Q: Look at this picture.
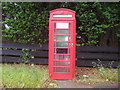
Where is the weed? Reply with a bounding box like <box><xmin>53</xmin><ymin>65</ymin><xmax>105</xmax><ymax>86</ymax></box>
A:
<box><xmin>49</xmin><ymin>83</ymin><xmax>58</xmax><ymax>87</ymax></box>
<box><xmin>92</xmin><ymin>59</ymin><xmax>118</xmax><ymax>83</ymax></box>
<box><xmin>98</xmin><ymin>67</ymin><xmax>118</xmax><ymax>82</ymax></box>
<box><xmin>20</xmin><ymin>49</ymin><xmax>32</xmax><ymax>64</ymax></box>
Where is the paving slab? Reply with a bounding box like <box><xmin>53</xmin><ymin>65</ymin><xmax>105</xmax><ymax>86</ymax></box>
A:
<box><xmin>56</xmin><ymin>80</ymin><xmax>92</xmax><ymax>88</ymax></box>
<box><xmin>55</xmin><ymin>80</ymin><xmax>119</xmax><ymax>88</ymax></box>
<box><xmin>93</xmin><ymin>84</ymin><xmax>119</xmax><ymax>88</ymax></box>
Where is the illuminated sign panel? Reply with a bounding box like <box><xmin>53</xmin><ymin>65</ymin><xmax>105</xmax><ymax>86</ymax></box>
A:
<box><xmin>53</xmin><ymin>14</ymin><xmax>72</xmax><ymax>17</ymax></box>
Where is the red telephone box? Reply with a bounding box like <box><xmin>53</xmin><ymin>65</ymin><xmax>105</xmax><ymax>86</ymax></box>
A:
<box><xmin>49</xmin><ymin>8</ymin><xmax>76</xmax><ymax>80</ymax></box>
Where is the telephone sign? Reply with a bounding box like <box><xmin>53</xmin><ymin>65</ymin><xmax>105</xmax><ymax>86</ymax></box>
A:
<box><xmin>53</xmin><ymin>14</ymin><xmax>72</xmax><ymax>17</ymax></box>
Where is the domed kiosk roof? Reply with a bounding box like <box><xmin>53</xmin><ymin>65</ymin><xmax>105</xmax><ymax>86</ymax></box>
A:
<box><xmin>50</xmin><ymin>8</ymin><xmax>75</xmax><ymax>13</ymax></box>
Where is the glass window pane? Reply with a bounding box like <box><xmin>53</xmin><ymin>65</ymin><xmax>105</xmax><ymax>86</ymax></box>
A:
<box><xmin>54</xmin><ymin>55</ymin><xmax>70</xmax><ymax>60</ymax></box>
<box><xmin>54</xmin><ymin>36</ymin><xmax>68</xmax><ymax>41</ymax></box>
<box><xmin>54</xmin><ymin>48</ymin><xmax>70</xmax><ymax>54</ymax></box>
<box><xmin>54</xmin><ymin>67</ymin><xmax>70</xmax><ymax>73</ymax></box>
<box><xmin>54</xmin><ymin>42</ymin><xmax>68</xmax><ymax>47</ymax></box>
<box><xmin>55</xmin><ymin>30</ymin><xmax>69</xmax><ymax>35</ymax></box>
<box><xmin>54</xmin><ymin>61</ymin><xmax>70</xmax><ymax>66</ymax></box>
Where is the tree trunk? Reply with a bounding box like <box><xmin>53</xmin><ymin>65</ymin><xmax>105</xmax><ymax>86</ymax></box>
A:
<box><xmin>99</xmin><ymin>29</ymin><xmax>118</xmax><ymax>46</ymax></box>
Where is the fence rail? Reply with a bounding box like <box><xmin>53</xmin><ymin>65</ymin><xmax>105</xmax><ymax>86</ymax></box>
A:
<box><xmin>0</xmin><ymin>43</ymin><xmax>119</xmax><ymax>68</ymax></box>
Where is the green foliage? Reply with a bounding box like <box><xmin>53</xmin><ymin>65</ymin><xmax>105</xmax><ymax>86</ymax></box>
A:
<box><xmin>98</xmin><ymin>67</ymin><xmax>118</xmax><ymax>82</ymax></box>
<box><xmin>92</xmin><ymin>59</ymin><xmax>119</xmax><ymax>82</ymax></box>
<box><xmin>76</xmin><ymin>2</ymin><xmax>119</xmax><ymax>46</ymax></box>
<box><xmin>2</xmin><ymin>2</ymin><xmax>49</xmax><ymax>44</ymax></box>
<box><xmin>49</xmin><ymin>83</ymin><xmax>58</xmax><ymax>87</ymax></box>
<box><xmin>2</xmin><ymin>64</ymin><xmax>52</xmax><ymax>88</ymax></box>
<box><xmin>2</xmin><ymin>2</ymin><xmax>119</xmax><ymax>46</ymax></box>
<box><xmin>20</xmin><ymin>48</ymin><xmax>31</xmax><ymax>64</ymax></box>
<box><xmin>75</xmin><ymin>63</ymin><xmax>118</xmax><ymax>85</ymax></box>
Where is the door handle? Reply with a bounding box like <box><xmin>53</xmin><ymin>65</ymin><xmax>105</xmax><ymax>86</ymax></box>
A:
<box><xmin>70</xmin><ymin>43</ymin><xmax>74</xmax><ymax>46</ymax></box>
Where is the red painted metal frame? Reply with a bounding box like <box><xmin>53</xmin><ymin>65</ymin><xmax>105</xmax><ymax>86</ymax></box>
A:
<box><xmin>49</xmin><ymin>8</ymin><xmax>76</xmax><ymax>80</ymax></box>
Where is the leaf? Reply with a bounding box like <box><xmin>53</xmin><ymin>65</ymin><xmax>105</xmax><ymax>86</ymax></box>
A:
<box><xmin>49</xmin><ymin>83</ymin><xmax>58</xmax><ymax>87</ymax></box>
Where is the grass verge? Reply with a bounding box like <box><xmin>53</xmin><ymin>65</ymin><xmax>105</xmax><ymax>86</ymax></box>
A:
<box><xmin>1</xmin><ymin>63</ymin><xmax>53</xmax><ymax>88</ymax></box>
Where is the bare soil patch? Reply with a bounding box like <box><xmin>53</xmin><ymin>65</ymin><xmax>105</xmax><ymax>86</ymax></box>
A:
<box><xmin>73</xmin><ymin>67</ymin><xmax>118</xmax><ymax>87</ymax></box>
